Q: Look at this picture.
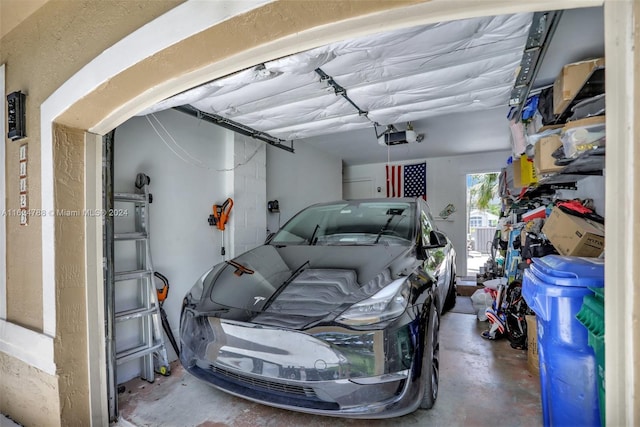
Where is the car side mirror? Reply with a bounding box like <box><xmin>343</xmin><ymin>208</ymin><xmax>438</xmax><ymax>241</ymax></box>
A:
<box><xmin>423</xmin><ymin>230</ymin><xmax>447</xmax><ymax>249</ymax></box>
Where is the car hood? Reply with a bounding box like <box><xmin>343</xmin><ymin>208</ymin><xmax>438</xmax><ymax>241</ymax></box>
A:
<box><xmin>203</xmin><ymin>244</ymin><xmax>419</xmax><ymax>328</ymax></box>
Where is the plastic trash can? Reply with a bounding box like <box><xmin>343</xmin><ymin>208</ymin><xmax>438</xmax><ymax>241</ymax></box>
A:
<box><xmin>522</xmin><ymin>255</ymin><xmax>604</xmax><ymax>427</ymax></box>
<box><xmin>577</xmin><ymin>287</ymin><xmax>605</xmax><ymax>426</ymax></box>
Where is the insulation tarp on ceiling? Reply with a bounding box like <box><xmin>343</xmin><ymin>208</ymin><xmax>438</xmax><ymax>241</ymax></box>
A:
<box><xmin>139</xmin><ymin>13</ymin><xmax>532</xmax><ymax>140</ymax></box>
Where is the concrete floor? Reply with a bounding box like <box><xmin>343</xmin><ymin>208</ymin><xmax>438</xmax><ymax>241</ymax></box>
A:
<box><xmin>116</xmin><ymin>312</ymin><xmax>542</xmax><ymax>427</ymax></box>
<box><xmin>467</xmin><ymin>252</ymin><xmax>490</xmax><ymax>277</ymax></box>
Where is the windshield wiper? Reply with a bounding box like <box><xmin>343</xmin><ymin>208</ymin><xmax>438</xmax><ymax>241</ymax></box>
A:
<box><xmin>262</xmin><ymin>260</ymin><xmax>310</xmax><ymax>310</ymax></box>
<box><xmin>374</xmin><ymin>215</ymin><xmax>397</xmax><ymax>243</ymax></box>
<box><xmin>309</xmin><ymin>224</ymin><xmax>320</xmax><ymax>245</ymax></box>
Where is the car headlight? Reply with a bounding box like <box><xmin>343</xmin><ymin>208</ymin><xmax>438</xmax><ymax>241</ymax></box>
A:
<box><xmin>336</xmin><ymin>277</ymin><xmax>410</xmax><ymax>326</ymax></box>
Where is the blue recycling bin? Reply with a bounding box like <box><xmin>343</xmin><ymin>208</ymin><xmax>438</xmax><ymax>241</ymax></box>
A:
<box><xmin>522</xmin><ymin>255</ymin><xmax>604</xmax><ymax>427</ymax></box>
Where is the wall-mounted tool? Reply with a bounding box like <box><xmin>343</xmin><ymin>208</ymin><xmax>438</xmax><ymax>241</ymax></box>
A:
<box><xmin>208</xmin><ymin>198</ymin><xmax>233</xmax><ymax>256</ymax></box>
<box><xmin>267</xmin><ymin>200</ymin><xmax>280</xmax><ymax>213</ymax></box>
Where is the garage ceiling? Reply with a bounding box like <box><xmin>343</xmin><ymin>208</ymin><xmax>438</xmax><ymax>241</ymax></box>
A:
<box><xmin>140</xmin><ymin>7</ymin><xmax>604</xmax><ymax>166</ymax></box>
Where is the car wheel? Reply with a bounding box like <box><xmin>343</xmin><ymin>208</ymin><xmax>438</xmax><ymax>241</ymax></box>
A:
<box><xmin>420</xmin><ymin>300</ymin><xmax>440</xmax><ymax>409</ymax></box>
<box><xmin>442</xmin><ymin>270</ymin><xmax>456</xmax><ymax>312</ymax></box>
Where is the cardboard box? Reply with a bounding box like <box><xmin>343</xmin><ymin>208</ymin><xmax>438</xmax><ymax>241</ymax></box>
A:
<box><xmin>526</xmin><ymin>315</ymin><xmax>539</xmax><ymax>377</ymax></box>
<box><xmin>534</xmin><ymin>134</ymin><xmax>564</xmax><ymax>175</ymax></box>
<box><xmin>542</xmin><ymin>207</ymin><xmax>605</xmax><ymax>257</ymax></box>
<box><xmin>553</xmin><ymin>57</ymin><xmax>605</xmax><ymax>115</ymax></box>
<box><xmin>512</xmin><ymin>157</ymin><xmax>523</xmax><ymax>188</ymax></box>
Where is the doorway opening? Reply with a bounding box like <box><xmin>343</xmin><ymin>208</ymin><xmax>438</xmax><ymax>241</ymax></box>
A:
<box><xmin>466</xmin><ymin>172</ymin><xmax>499</xmax><ymax>277</ymax></box>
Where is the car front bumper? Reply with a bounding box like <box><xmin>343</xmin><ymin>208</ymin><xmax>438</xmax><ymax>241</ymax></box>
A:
<box><xmin>179</xmin><ymin>309</ymin><xmax>425</xmax><ymax>418</ymax></box>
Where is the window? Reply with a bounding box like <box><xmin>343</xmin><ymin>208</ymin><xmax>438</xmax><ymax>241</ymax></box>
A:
<box><xmin>470</xmin><ymin>216</ymin><xmax>483</xmax><ymax>228</ymax></box>
<box><xmin>271</xmin><ymin>201</ymin><xmax>415</xmax><ymax>245</ymax></box>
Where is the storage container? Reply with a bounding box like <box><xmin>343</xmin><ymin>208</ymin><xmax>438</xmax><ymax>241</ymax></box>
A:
<box><xmin>522</xmin><ymin>255</ymin><xmax>604</xmax><ymax>427</ymax></box>
<box><xmin>561</xmin><ymin>116</ymin><xmax>606</xmax><ymax>159</ymax></box>
<box><xmin>577</xmin><ymin>287</ymin><xmax>606</xmax><ymax>427</ymax></box>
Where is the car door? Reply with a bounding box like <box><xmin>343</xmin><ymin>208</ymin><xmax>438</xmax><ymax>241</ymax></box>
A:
<box><xmin>419</xmin><ymin>201</ymin><xmax>449</xmax><ymax>312</ymax></box>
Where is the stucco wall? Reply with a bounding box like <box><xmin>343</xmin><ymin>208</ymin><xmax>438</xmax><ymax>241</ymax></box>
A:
<box><xmin>52</xmin><ymin>124</ymin><xmax>89</xmax><ymax>425</ymax></box>
<box><xmin>0</xmin><ymin>352</ymin><xmax>59</xmax><ymax>427</ymax></box>
<box><xmin>1</xmin><ymin>0</ymin><xmax>182</xmax><ymax>331</ymax></box>
<box><xmin>2</xmin><ymin>0</ymin><xmax>638</xmax><ymax>426</ymax></box>
<box><xmin>0</xmin><ymin>1</ymin><xmax>184</xmax><ymax>425</ymax></box>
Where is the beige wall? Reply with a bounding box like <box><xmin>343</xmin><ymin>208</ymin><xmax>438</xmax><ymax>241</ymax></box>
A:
<box><xmin>53</xmin><ymin>124</ymin><xmax>88</xmax><ymax>425</ymax></box>
<box><xmin>1</xmin><ymin>1</ymin><xmax>184</xmax><ymax>425</ymax></box>
<box><xmin>0</xmin><ymin>0</ymin><xmax>50</xmax><ymax>39</ymax></box>
<box><xmin>1</xmin><ymin>0</ymin><xmax>638</xmax><ymax>426</ymax></box>
<box><xmin>0</xmin><ymin>352</ymin><xmax>59</xmax><ymax>426</ymax></box>
<box><xmin>1</xmin><ymin>0</ymin><xmax>182</xmax><ymax>331</ymax></box>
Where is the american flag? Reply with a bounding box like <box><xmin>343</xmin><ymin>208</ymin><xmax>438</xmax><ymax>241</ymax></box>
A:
<box><xmin>386</xmin><ymin>162</ymin><xmax>427</xmax><ymax>199</ymax></box>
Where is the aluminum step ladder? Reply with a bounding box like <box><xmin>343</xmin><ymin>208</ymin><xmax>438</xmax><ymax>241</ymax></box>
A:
<box><xmin>112</xmin><ymin>173</ymin><xmax>170</xmax><ymax>381</ymax></box>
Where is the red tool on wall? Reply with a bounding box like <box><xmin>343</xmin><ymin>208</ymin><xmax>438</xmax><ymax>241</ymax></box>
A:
<box><xmin>208</xmin><ymin>198</ymin><xmax>233</xmax><ymax>256</ymax></box>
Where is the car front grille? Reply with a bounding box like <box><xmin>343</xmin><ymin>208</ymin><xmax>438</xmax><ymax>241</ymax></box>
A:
<box><xmin>209</xmin><ymin>365</ymin><xmax>318</xmax><ymax>398</ymax></box>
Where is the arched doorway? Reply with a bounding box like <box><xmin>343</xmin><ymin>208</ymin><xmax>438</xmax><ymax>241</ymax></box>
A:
<box><xmin>38</xmin><ymin>1</ymin><xmax>633</xmax><ymax>424</ymax></box>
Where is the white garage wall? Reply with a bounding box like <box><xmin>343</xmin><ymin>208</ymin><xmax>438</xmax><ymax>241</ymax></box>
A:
<box><xmin>265</xmin><ymin>141</ymin><xmax>342</xmax><ymax>232</ymax></box>
<box><xmin>114</xmin><ymin>109</ymin><xmax>240</xmax><ymax>382</ymax></box>
<box><xmin>343</xmin><ymin>150</ymin><xmax>511</xmax><ymax>275</ymax></box>
<box><xmin>232</xmin><ymin>135</ymin><xmax>267</xmax><ymax>254</ymax></box>
<box><xmin>113</xmin><ymin>110</ymin><xmax>340</xmax><ymax>383</ymax></box>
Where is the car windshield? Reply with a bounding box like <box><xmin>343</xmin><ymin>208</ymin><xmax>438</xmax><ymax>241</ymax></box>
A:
<box><xmin>270</xmin><ymin>201</ymin><xmax>416</xmax><ymax>246</ymax></box>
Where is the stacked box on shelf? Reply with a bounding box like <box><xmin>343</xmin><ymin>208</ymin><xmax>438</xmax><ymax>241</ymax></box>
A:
<box><xmin>534</xmin><ymin>134</ymin><xmax>564</xmax><ymax>176</ymax></box>
<box><xmin>553</xmin><ymin>57</ymin><xmax>605</xmax><ymax>115</ymax></box>
<box><xmin>542</xmin><ymin>207</ymin><xmax>605</xmax><ymax>257</ymax></box>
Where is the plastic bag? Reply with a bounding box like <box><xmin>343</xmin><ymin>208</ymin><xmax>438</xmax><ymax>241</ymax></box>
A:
<box><xmin>471</xmin><ymin>289</ymin><xmax>494</xmax><ymax>321</ymax></box>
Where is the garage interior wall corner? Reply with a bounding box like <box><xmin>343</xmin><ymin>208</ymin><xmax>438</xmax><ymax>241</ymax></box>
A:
<box><xmin>266</xmin><ymin>141</ymin><xmax>342</xmax><ymax>231</ymax></box>
<box><xmin>233</xmin><ymin>135</ymin><xmax>267</xmax><ymax>255</ymax></box>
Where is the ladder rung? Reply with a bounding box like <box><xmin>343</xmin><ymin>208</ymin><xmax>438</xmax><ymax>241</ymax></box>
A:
<box><xmin>114</xmin><ymin>232</ymin><xmax>148</xmax><ymax>241</ymax></box>
<box><xmin>114</xmin><ymin>192</ymin><xmax>146</xmax><ymax>202</ymax></box>
<box><xmin>116</xmin><ymin>343</ymin><xmax>164</xmax><ymax>365</ymax></box>
<box><xmin>115</xmin><ymin>307</ymin><xmax>157</xmax><ymax>322</ymax></box>
<box><xmin>115</xmin><ymin>270</ymin><xmax>152</xmax><ymax>281</ymax></box>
